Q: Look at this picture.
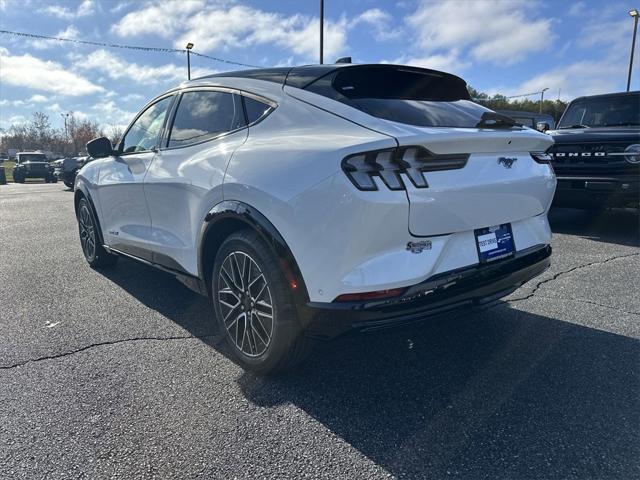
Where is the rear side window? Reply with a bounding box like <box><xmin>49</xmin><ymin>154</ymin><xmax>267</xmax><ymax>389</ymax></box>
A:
<box><xmin>243</xmin><ymin>96</ymin><xmax>273</xmax><ymax>124</ymax></box>
<box><xmin>167</xmin><ymin>91</ymin><xmax>244</xmax><ymax>148</ymax></box>
<box><xmin>304</xmin><ymin>66</ymin><xmax>494</xmax><ymax>128</ymax></box>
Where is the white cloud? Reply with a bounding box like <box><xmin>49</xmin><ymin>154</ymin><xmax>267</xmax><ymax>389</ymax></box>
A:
<box><xmin>498</xmin><ymin>59</ymin><xmax>628</xmax><ymax>101</ymax></box>
<box><xmin>0</xmin><ymin>48</ymin><xmax>104</xmax><ymax>96</ymax></box>
<box><xmin>46</xmin><ymin>103</ymin><xmax>62</xmax><ymax>112</ymax></box>
<box><xmin>91</xmin><ymin>100</ymin><xmax>136</xmax><ymax>127</ymax></box>
<box><xmin>112</xmin><ymin>2</ymin><xmax>347</xmax><ymax>61</ymax></box>
<box><xmin>29</xmin><ymin>26</ymin><xmax>80</xmax><ymax>50</ymax></box>
<box><xmin>111</xmin><ymin>0</ymin><xmax>204</xmax><ymax>38</ymax></box>
<box><xmin>351</xmin><ymin>8</ymin><xmax>401</xmax><ymax>40</ymax></box>
<box><xmin>78</xmin><ymin>49</ymin><xmax>187</xmax><ymax>85</ymax></box>
<box><xmin>28</xmin><ymin>94</ymin><xmax>49</xmax><ymax>103</ymax></box>
<box><xmin>393</xmin><ymin>50</ymin><xmax>470</xmax><ymax>75</ymax></box>
<box><xmin>42</xmin><ymin>0</ymin><xmax>94</xmax><ymax>20</ymax></box>
<box><xmin>405</xmin><ymin>0</ymin><xmax>554</xmax><ymax>66</ymax></box>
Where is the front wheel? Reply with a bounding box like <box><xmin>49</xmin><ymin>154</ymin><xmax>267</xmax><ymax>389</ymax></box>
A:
<box><xmin>76</xmin><ymin>198</ymin><xmax>118</xmax><ymax>268</ymax></box>
<box><xmin>212</xmin><ymin>230</ymin><xmax>311</xmax><ymax>374</ymax></box>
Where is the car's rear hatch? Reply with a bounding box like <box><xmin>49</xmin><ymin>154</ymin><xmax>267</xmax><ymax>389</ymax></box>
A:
<box><xmin>289</xmin><ymin>64</ymin><xmax>555</xmax><ymax>236</ymax></box>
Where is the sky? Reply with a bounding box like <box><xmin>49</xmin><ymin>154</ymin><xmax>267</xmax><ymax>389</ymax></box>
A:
<box><xmin>0</xmin><ymin>0</ymin><xmax>639</xmax><ymax>132</ymax></box>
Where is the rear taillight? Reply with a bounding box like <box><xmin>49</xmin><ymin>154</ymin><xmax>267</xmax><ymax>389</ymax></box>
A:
<box><xmin>531</xmin><ymin>152</ymin><xmax>554</xmax><ymax>174</ymax></box>
<box><xmin>342</xmin><ymin>146</ymin><xmax>468</xmax><ymax>191</ymax></box>
<box><xmin>531</xmin><ymin>152</ymin><xmax>553</xmax><ymax>164</ymax></box>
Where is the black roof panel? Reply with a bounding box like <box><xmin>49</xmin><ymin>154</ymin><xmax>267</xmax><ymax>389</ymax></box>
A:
<box><xmin>197</xmin><ymin>63</ymin><xmax>465</xmax><ymax>90</ymax></box>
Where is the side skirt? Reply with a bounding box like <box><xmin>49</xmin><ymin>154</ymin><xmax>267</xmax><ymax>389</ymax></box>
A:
<box><xmin>103</xmin><ymin>245</ymin><xmax>209</xmax><ymax>297</ymax></box>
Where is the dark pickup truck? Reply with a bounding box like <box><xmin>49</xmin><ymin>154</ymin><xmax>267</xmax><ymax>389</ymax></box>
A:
<box><xmin>546</xmin><ymin>91</ymin><xmax>639</xmax><ymax>209</ymax></box>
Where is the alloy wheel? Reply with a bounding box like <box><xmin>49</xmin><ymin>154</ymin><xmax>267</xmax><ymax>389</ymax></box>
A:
<box><xmin>217</xmin><ymin>251</ymin><xmax>274</xmax><ymax>357</ymax></box>
<box><xmin>78</xmin><ymin>204</ymin><xmax>96</xmax><ymax>261</ymax></box>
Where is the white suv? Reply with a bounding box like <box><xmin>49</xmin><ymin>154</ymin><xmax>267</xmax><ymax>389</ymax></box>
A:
<box><xmin>77</xmin><ymin>64</ymin><xmax>556</xmax><ymax>373</ymax></box>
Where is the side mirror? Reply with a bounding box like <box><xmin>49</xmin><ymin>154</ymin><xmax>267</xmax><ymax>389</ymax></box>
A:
<box><xmin>86</xmin><ymin>137</ymin><xmax>114</xmax><ymax>158</ymax></box>
<box><xmin>536</xmin><ymin>122</ymin><xmax>550</xmax><ymax>133</ymax></box>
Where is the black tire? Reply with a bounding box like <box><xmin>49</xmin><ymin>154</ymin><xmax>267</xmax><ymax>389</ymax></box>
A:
<box><xmin>64</xmin><ymin>180</ymin><xmax>74</xmax><ymax>189</ymax></box>
<box><xmin>14</xmin><ymin>173</ymin><xmax>24</xmax><ymax>183</ymax></box>
<box><xmin>211</xmin><ymin>230</ymin><xmax>311</xmax><ymax>374</ymax></box>
<box><xmin>76</xmin><ymin>197</ymin><xmax>118</xmax><ymax>268</ymax></box>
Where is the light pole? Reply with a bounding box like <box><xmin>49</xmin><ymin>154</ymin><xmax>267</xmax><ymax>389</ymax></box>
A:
<box><xmin>627</xmin><ymin>9</ymin><xmax>639</xmax><ymax>91</ymax></box>
<box><xmin>60</xmin><ymin>112</ymin><xmax>69</xmax><ymax>155</ymax></box>
<box><xmin>319</xmin><ymin>0</ymin><xmax>324</xmax><ymax>64</ymax></box>
<box><xmin>539</xmin><ymin>87</ymin><xmax>549</xmax><ymax>113</ymax></box>
<box><xmin>186</xmin><ymin>42</ymin><xmax>194</xmax><ymax>80</ymax></box>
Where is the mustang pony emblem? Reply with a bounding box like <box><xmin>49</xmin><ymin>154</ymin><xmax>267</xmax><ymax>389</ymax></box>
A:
<box><xmin>498</xmin><ymin>157</ymin><xmax>517</xmax><ymax>168</ymax></box>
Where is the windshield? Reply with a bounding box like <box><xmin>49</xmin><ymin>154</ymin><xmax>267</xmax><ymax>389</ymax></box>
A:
<box><xmin>558</xmin><ymin>94</ymin><xmax>640</xmax><ymax>128</ymax></box>
<box><xmin>18</xmin><ymin>154</ymin><xmax>47</xmax><ymax>162</ymax></box>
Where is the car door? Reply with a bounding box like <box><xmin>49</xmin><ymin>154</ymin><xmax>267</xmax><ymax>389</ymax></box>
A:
<box><xmin>97</xmin><ymin>94</ymin><xmax>174</xmax><ymax>258</ymax></box>
<box><xmin>143</xmin><ymin>88</ymin><xmax>248</xmax><ymax>275</ymax></box>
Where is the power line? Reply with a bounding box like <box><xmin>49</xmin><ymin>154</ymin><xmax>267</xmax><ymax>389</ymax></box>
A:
<box><xmin>0</xmin><ymin>29</ymin><xmax>260</xmax><ymax>68</ymax></box>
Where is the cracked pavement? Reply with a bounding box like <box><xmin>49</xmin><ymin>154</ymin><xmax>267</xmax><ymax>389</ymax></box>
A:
<box><xmin>1</xmin><ymin>183</ymin><xmax>639</xmax><ymax>479</ymax></box>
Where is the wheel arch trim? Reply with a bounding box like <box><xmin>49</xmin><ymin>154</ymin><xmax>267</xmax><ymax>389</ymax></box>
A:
<box><xmin>198</xmin><ymin>200</ymin><xmax>309</xmax><ymax>304</ymax></box>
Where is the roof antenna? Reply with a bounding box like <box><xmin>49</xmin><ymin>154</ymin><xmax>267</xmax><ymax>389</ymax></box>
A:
<box><xmin>335</xmin><ymin>56</ymin><xmax>352</xmax><ymax>64</ymax></box>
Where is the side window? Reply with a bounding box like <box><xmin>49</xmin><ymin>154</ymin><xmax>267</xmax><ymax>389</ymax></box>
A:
<box><xmin>121</xmin><ymin>96</ymin><xmax>173</xmax><ymax>154</ymax></box>
<box><xmin>243</xmin><ymin>96</ymin><xmax>273</xmax><ymax>124</ymax></box>
<box><xmin>167</xmin><ymin>91</ymin><xmax>243</xmax><ymax>148</ymax></box>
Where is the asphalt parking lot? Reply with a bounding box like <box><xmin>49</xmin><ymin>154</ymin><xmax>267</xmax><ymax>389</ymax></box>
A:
<box><xmin>1</xmin><ymin>183</ymin><xmax>638</xmax><ymax>480</ymax></box>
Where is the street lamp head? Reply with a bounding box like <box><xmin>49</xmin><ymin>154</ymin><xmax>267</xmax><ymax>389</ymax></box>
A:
<box><xmin>630</xmin><ymin>9</ymin><xmax>639</xmax><ymax>17</ymax></box>
<box><xmin>186</xmin><ymin>42</ymin><xmax>194</xmax><ymax>50</ymax></box>
<box><xmin>542</xmin><ymin>87</ymin><xmax>549</xmax><ymax>92</ymax></box>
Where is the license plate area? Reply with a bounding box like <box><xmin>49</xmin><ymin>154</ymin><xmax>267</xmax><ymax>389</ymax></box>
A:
<box><xmin>474</xmin><ymin>223</ymin><xmax>515</xmax><ymax>263</ymax></box>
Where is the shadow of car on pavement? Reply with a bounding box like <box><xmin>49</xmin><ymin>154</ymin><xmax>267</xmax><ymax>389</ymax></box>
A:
<box><xmin>100</xmin><ymin>257</ymin><xmax>639</xmax><ymax>479</ymax></box>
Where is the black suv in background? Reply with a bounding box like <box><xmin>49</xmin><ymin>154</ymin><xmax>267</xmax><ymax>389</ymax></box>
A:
<box><xmin>546</xmin><ymin>91</ymin><xmax>639</xmax><ymax>209</ymax></box>
<box><xmin>12</xmin><ymin>152</ymin><xmax>57</xmax><ymax>183</ymax></box>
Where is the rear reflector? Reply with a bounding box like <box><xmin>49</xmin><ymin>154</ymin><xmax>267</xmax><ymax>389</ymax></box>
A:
<box><xmin>334</xmin><ymin>287</ymin><xmax>405</xmax><ymax>302</ymax></box>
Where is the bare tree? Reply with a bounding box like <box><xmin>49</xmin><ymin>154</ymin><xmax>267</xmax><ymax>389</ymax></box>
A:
<box><xmin>107</xmin><ymin>123</ymin><xmax>124</xmax><ymax>147</ymax></box>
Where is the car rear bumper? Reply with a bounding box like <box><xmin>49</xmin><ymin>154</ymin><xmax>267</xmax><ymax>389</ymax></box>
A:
<box><xmin>553</xmin><ymin>175</ymin><xmax>640</xmax><ymax>208</ymax></box>
<box><xmin>299</xmin><ymin>244</ymin><xmax>551</xmax><ymax>338</ymax></box>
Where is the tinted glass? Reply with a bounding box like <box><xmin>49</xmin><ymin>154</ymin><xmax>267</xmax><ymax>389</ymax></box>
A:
<box><xmin>349</xmin><ymin>98</ymin><xmax>494</xmax><ymax>127</ymax></box>
<box><xmin>121</xmin><ymin>96</ymin><xmax>172</xmax><ymax>153</ymax></box>
<box><xmin>558</xmin><ymin>94</ymin><xmax>640</xmax><ymax>128</ymax></box>
<box><xmin>18</xmin><ymin>154</ymin><xmax>47</xmax><ymax>162</ymax></box>
<box><xmin>304</xmin><ymin>66</ymin><xmax>495</xmax><ymax>128</ymax></box>
<box><xmin>168</xmin><ymin>91</ymin><xmax>243</xmax><ymax>148</ymax></box>
<box><xmin>244</xmin><ymin>97</ymin><xmax>272</xmax><ymax>124</ymax></box>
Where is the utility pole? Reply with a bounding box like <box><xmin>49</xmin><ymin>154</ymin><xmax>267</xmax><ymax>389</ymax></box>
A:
<box><xmin>319</xmin><ymin>0</ymin><xmax>324</xmax><ymax>64</ymax></box>
<box><xmin>539</xmin><ymin>88</ymin><xmax>549</xmax><ymax>113</ymax></box>
<box><xmin>627</xmin><ymin>9</ymin><xmax>639</xmax><ymax>91</ymax></box>
<box><xmin>186</xmin><ymin>42</ymin><xmax>194</xmax><ymax>80</ymax></box>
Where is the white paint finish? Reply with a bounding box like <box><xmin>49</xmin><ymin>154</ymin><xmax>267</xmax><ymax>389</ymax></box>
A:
<box><xmin>97</xmin><ymin>152</ymin><xmax>156</xmax><ymax>247</ymax></box>
<box><xmin>405</xmin><ymin>153</ymin><xmax>557</xmax><ymax>236</ymax></box>
<box><xmin>78</xmin><ymin>71</ymin><xmax>556</xmax><ymax>304</ymax></box>
<box><xmin>144</xmin><ymin>128</ymin><xmax>248</xmax><ymax>274</ymax></box>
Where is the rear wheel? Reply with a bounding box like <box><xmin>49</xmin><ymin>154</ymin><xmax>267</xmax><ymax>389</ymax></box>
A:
<box><xmin>64</xmin><ymin>180</ymin><xmax>74</xmax><ymax>189</ymax></box>
<box><xmin>77</xmin><ymin>198</ymin><xmax>118</xmax><ymax>268</ymax></box>
<box><xmin>14</xmin><ymin>173</ymin><xmax>24</xmax><ymax>183</ymax></box>
<box><xmin>212</xmin><ymin>230</ymin><xmax>311</xmax><ymax>374</ymax></box>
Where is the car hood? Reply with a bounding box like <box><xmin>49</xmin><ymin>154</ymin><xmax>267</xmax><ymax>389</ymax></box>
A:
<box><xmin>19</xmin><ymin>161</ymin><xmax>49</xmax><ymax>166</ymax></box>
<box><xmin>547</xmin><ymin>127</ymin><xmax>640</xmax><ymax>144</ymax></box>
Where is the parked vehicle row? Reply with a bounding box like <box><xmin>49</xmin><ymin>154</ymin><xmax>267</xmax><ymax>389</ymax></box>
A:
<box><xmin>76</xmin><ymin>63</ymin><xmax>556</xmax><ymax>373</ymax></box>
<box><xmin>53</xmin><ymin>156</ymin><xmax>92</xmax><ymax>189</ymax></box>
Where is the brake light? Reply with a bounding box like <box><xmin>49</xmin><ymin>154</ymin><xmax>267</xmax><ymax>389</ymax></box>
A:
<box><xmin>531</xmin><ymin>152</ymin><xmax>554</xmax><ymax>174</ymax></box>
<box><xmin>531</xmin><ymin>152</ymin><xmax>553</xmax><ymax>164</ymax></box>
<box><xmin>334</xmin><ymin>287</ymin><xmax>405</xmax><ymax>302</ymax></box>
<box><xmin>341</xmin><ymin>146</ymin><xmax>468</xmax><ymax>191</ymax></box>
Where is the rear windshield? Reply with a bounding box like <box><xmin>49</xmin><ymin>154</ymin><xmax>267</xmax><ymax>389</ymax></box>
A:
<box><xmin>304</xmin><ymin>66</ymin><xmax>495</xmax><ymax>128</ymax></box>
<box><xmin>18</xmin><ymin>154</ymin><xmax>47</xmax><ymax>162</ymax></box>
<box><xmin>558</xmin><ymin>93</ymin><xmax>640</xmax><ymax>128</ymax></box>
